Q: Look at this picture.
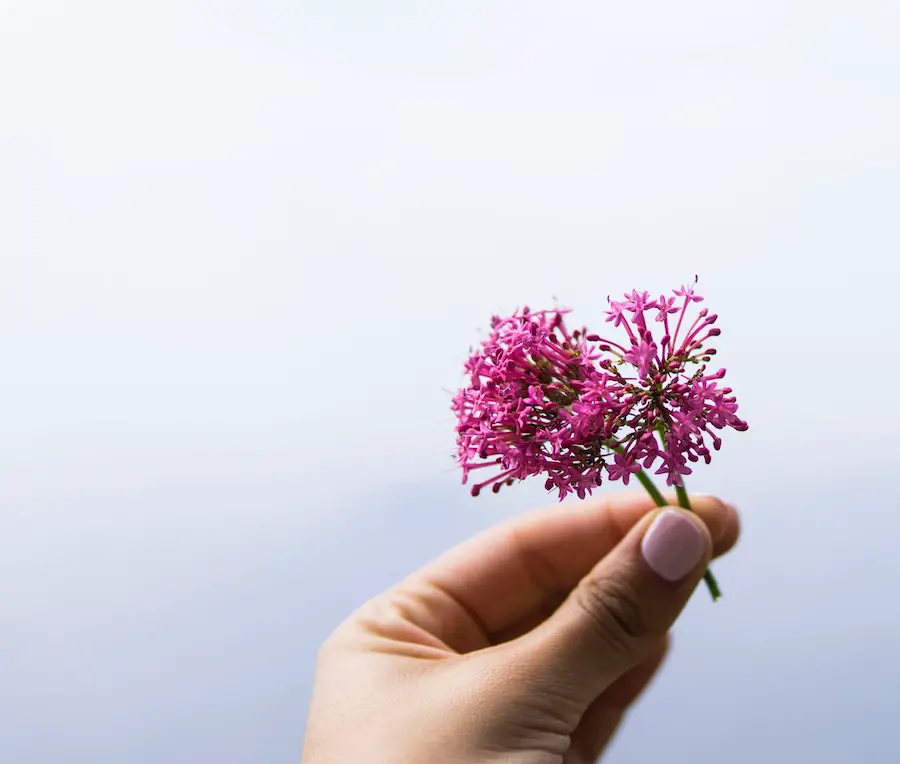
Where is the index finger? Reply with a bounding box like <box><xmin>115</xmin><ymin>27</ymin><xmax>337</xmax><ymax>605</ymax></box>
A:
<box><xmin>410</xmin><ymin>491</ymin><xmax>739</xmax><ymax>640</ymax></box>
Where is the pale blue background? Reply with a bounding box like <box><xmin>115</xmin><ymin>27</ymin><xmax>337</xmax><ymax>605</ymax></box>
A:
<box><xmin>2</xmin><ymin>2</ymin><xmax>899</xmax><ymax>762</ymax></box>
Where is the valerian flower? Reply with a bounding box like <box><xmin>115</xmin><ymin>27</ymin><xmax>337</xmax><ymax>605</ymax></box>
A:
<box><xmin>451</xmin><ymin>307</ymin><xmax>619</xmax><ymax>500</ymax></box>
<box><xmin>453</xmin><ymin>282</ymin><xmax>746</xmax><ymax>602</ymax></box>
<box><xmin>589</xmin><ymin>281</ymin><xmax>748</xmax><ymax>487</ymax></box>
<box><xmin>452</xmin><ymin>281</ymin><xmax>747</xmax><ymax>500</ymax></box>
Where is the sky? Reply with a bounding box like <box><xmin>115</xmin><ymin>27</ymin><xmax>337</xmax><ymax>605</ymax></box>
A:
<box><xmin>1</xmin><ymin>1</ymin><xmax>899</xmax><ymax>762</ymax></box>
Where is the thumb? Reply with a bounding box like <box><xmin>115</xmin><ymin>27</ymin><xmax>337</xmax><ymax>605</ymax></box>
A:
<box><xmin>510</xmin><ymin>507</ymin><xmax>713</xmax><ymax>709</ymax></box>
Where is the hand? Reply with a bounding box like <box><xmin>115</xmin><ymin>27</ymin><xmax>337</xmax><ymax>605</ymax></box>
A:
<box><xmin>301</xmin><ymin>492</ymin><xmax>740</xmax><ymax>763</ymax></box>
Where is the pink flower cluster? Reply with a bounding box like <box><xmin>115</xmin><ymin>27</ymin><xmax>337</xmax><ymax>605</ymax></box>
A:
<box><xmin>452</xmin><ymin>283</ymin><xmax>748</xmax><ymax>500</ymax></box>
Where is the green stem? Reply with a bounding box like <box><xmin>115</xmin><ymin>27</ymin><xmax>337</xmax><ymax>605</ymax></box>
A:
<box><xmin>633</xmin><ymin>468</ymin><xmax>667</xmax><ymax>507</ymax></box>
<box><xmin>675</xmin><ymin>483</ymin><xmax>721</xmax><ymax>601</ymax></box>
<box><xmin>651</xmin><ymin>428</ymin><xmax>721</xmax><ymax>602</ymax></box>
<box><xmin>610</xmin><ymin>444</ymin><xmax>720</xmax><ymax>601</ymax></box>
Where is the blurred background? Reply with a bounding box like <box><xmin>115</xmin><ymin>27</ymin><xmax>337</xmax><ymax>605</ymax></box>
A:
<box><xmin>2</xmin><ymin>2</ymin><xmax>899</xmax><ymax>762</ymax></box>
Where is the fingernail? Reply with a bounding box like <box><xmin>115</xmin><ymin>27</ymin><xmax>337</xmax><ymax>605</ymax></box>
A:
<box><xmin>641</xmin><ymin>509</ymin><xmax>706</xmax><ymax>582</ymax></box>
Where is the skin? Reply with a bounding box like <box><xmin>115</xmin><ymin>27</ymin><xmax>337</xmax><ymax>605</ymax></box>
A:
<box><xmin>301</xmin><ymin>492</ymin><xmax>740</xmax><ymax>763</ymax></box>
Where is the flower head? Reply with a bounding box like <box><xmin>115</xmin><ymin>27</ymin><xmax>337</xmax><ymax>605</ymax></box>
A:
<box><xmin>592</xmin><ymin>278</ymin><xmax>748</xmax><ymax>486</ymax></box>
<box><xmin>453</xmin><ymin>282</ymin><xmax>748</xmax><ymax>499</ymax></box>
<box><xmin>452</xmin><ymin>307</ymin><xmax>625</xmax><ymax>500</ymax></box>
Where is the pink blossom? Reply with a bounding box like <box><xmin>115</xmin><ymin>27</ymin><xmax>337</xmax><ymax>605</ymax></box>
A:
<box><xmin>607</xmin><ymin>451</ymin><xmax>641</xmax><ymax>485</ymax></box>
<box><xmin>590</xmin><ymin>280</ymin><xmax>748</xmax><ymax>486</ymax></box>
<box><xmin>622</xmin><ymin>339</ymin><xmax>657</xmax><ymax>379</ymax></box>
<box><xmin>453</xmin><ymin>281</ymin><xmax>748</xmax><ymax>499</ymax></box>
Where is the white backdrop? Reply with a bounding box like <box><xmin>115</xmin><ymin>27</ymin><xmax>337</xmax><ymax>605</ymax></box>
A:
<box><xmin>2</xmin><ymin>2</ymin><xmax>899</xmax><ymax>762</ymax></box>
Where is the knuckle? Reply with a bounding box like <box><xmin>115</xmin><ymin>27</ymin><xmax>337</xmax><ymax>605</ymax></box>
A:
<box><xmin>315</xmin><ymin>618</ymin><xmax>358</xmax><ymax>664</ymax></box>
<box><xmin>315</xmin><ymin>633</ymin><xmax>341</xmax><ymax>666</ymax></box>
<box><xmin>573</xmin><ymin>572</ymin><xmax>652</xmax><ymax>659</ymax></box>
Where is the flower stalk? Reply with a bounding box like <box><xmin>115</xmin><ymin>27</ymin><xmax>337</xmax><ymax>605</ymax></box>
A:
<box><xmin>674</xmin><ymin>484</ymin><xmax>722</xmax><ymax>601</ymax></box>
<box><xmin>614</xmin><ymin>442</ymin><xmax>720</xmax><ymax>600</ymax></box>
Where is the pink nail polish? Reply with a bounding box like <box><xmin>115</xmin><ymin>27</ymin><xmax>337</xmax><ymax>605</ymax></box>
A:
<box><xmin>641</xmin><ymin>509</ymin><xmax>706</xmax><ymax>582</ymax></box>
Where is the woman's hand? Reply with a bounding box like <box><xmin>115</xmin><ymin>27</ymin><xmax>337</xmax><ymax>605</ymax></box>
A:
<box><xmin>301</xmin><ymin>492</ymin><xmax>740</xmax><ymax>763</ymax></box>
